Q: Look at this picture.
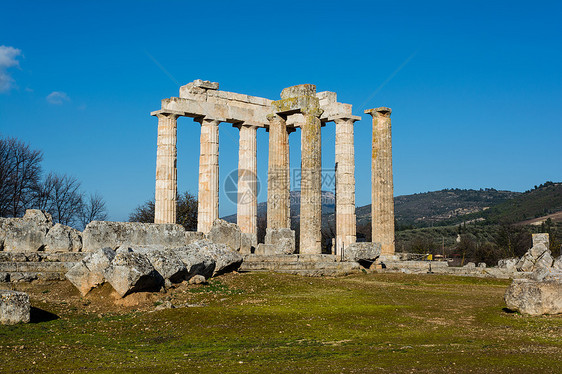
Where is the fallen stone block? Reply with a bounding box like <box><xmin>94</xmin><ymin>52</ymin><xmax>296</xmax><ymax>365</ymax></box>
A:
<box><xmin>185</xmin><ymin>231</ymin><xmax>205</xmax><ymax>244</ymax></box>
<box><xmin>207</xmin><ymin>219</ymin><xmax>241</xmax><ymax>252</ymax></box>
<box><xmin>173</xmin><ymin>247</ymin><xmax>216</xmax><ymax>279</ymax></box>
<box><xmin>66</xmin><ymin>248</ymin><xmax>115</xmax><ymax>296</ymax></box>
<box><xmin>240</xmin><ymin>233</ymin><xmax>256</xmax><ymax>254</ymax></box>
<box><xmin>104</xmin><ymin>252</ymin><xmax>162</xmax><ymax>297</ymax></box>
<box><xmin>504</xmin><ymin>278</ymin><xmax>562</xmax><ymax>316</ymax></box>
<box><xmin>189</xmin><ymin>274</ymin><xmax>207</xmax><ymax>285</ymax></box>
<box><xmin>45</xmin><ymin>223</ymin><xmax>82</xmax><ymax>252</ymax></box>
<box><xmin>132</xmin><ymin>247</ymin><xmax>187</xmax><ymax>284</ymax></box>
<box><xmin>264</xmin><ymin>228</ymin><xmax>296</xmax><ymax>255</ymax></box>
<box><xmin>343</xmin><ymin>242</ymin><xmax>381</xmax><ymax>262</ymax></box>
<box><xmin>254</xmin><ymin>243</ymin><xmax>275</xmax><ymax>256</ymax></box>
<box><xmin>190</xmin><ymin>240</ymin><xmax>243</xmax><ymax>276</ymax></box>
<box><xmin>0</xmin><ymin>290</ymin><xmax>30</xmax><ymax>325</ymax></box>
<box><xmin>497</xmin><ymin>258</ymin><xmax>518</xmax><ymax>271</ymax></box>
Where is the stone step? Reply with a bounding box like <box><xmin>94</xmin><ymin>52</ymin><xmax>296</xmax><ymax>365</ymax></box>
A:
<box><xmin>0</xmin><ymin>252</ymin><xmax>86</xmax><ymax>263</ymax></box>
<box><xmin>0</xmin><ymin>262</ymin><xmax>74</xmax><ymax>273</ymax></box>
<box><xmin>239</xmin><ymin>260</ymin><xmax>360</xmax><ymax>272</ymax></box>
<box><xmin>243</xmin><ymin>254</ymin><xmax>339</xmax><ymax>263</ymax></box>
<box><xmin>0</xmin><ymin>271</ymin><xmax>67</xmax><ymax>283</ymax></box>
<box><xmin>273</xmin><ymin>268</ymin><xmax>360</xmax><ymax>277</ymax></box>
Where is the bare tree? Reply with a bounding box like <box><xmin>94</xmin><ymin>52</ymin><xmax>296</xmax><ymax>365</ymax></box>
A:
<box><xmin>129</xmin><ymin>191</ymin><xmax>197</xmax><ymax>231</ymax></box>
<box><xmin>36</xmin><ymin>172</ymin><xmax>83</xmax><ymax>226</ymax></box>
<box><xmin>78</xmin><ymin>193</ymin><xmax>108</xmax><ymax>229</ymax></box>
<box><xmin>0</xmin><ymin>137</ymin><xmax>43</xmax><ymax>217</ymax></box>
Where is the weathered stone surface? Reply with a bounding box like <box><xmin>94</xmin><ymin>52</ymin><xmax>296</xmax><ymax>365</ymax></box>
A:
<box><xmin>82</xmin><ymin>221</ymin><xmax>187</xmax><ymax>252</ymax></box>
<box><xmin>104</xmin><ymin>252</ymin><xmax>161</xmax><ymax>297</ymax></box>
<box><xmin>498</xmin><ymin>258</ymin><xmax>518</xmax><ymax>271</ymax></box>
<box><xmin>188</xmin><ymin>274</ymin><xmax>207</xmax><ymax>285</ymax></box>
<box><xmin>65</xmin><ymin>248</ymin><xmax>115</xmax><ymax>296</ymax></box>
<box><xmin>0</xmin><ymin>273</ymin><xmax>8</xmax><ymax>282</ymax></box>
<box><xmin>197</xmin><ymin>119</ymin><xmax>220</xmax><ymax>233</ymax></box>
<box><xmin>254</xmin><ymin>243</ymin><xmax>275</xmax><ymax>256</ymax></box>
<box><xmin>516</xmin><ymin>243</ymin><xmax>553</xmax><ymax>272</ymax></box>
<box><xmin>463</xmin><ymin>262</ymin><xmax>476</xmax><ymax>268</ymax></box>
<box><xmin>240</xmin><ymin>233</ymin><xmax>256</xmax><ymax>254</ymax></box>
<box><xmin>185</xmin><ymin>231</ymin><xmax>205</xmax><ymax>244</ymax></box>
<box><xmin>132</xmin><ymin>247</ymin><xmax>187</xmax><ymax>283</ymax></box>
<box><xmin>343</xmin><ymin>242</ymin><xmax>382</xmax><ymax>262</ymax></box>
<box><xmin>366</xmin><ymin>108</ymin><xmax>395</xmax><ymax>255</ymax></box>
<box><xmin>190</xmin><ymin>240</ymin><xmax>243</xmax><ymax>276</ymax></box>
<box><xmin>532</xmin><ymin>233</ymin><xmax>549</xmax><ymax>249</ymax></box>
<box><xmin>0</xmin><ymin>210</ymin><xmax>53</xmax><ymax>252</ymax></box>
<box><xmin>265</xmin><ymin>228</ymin><xmax>296</xmax><ymax>255</ymax></box>
<box><xmin>504</xmin><ymin>279</ymin><xmax>562</xmax><ymax>316</ymax></box>
<box><xmin>173</xmin><ymin>246</ymin><xmax>215</xmax><ymax>279</ymax></box>
<box><xmin>45</xmin><ymin>223</ymin><xmax>82</xmax><ymax>252</ymax></box>
<box><xmin>0</xmin><ymin>290</ymin><xmax>30</xmax><ymax>325</ymax></box>
<box><xmin>553</xmin><ymin>256</ymin><xmax>562</xmax><ymax>271</ymax></box>
<box><xmin>207</xmin><ymin>219</ymin><xmax>241</xmax><ymax>252</ymax></box>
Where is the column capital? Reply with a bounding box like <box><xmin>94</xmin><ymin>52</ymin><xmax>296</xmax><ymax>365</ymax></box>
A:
<box><xmin>233</xmin><ymin>122</ymin><xmax>260</xmax><ymax>131</ymax></box>
<box><xmin>334</xmin><ymin>116</ymin><xmax>360</xmax><ymax>125</ymax></box>
<box><xmin>195</xmin><ymin>117</ymin><xmax>222</xmax><ymax>126</ymax></box>
<box><xmin>151</xmin><ymin>109</ymin><xmax>184</xmax><ymax>118</ymax></box>
<box><xmin>365</xmin><ymin>107</ymin><xmax>392</xmax><ymax>118</ymax></box>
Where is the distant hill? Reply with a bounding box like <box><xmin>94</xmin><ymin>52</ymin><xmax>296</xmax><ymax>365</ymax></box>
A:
<box><xmin>356</xmin><ymin>188</ymin><xmax>520</xmax><ymax>228</ymax></box>
<box><xmin>222</xmin><ymin>182</ymin><xmax>562</xmax><ymax>229</ymax></box>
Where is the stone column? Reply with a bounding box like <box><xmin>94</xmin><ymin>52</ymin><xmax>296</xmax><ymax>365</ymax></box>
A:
<box><xmin>154</xmin><ymin>113</ymin><xmax>179</xmax><ymax>224</ymax></box>
<box><xmin>197</xmin><ymin>118</ymin><xmax>220</xmax><ymax>234</ymax></box>
<box><xmin>300</xmin><ymin>109</ymin><xmax>323</xmax><ymax>254</ymax></box>
<box><xmin>334</xmin><ymin>118</ymin><xmax>357</xmax><ymax>255</ymax></box>
<box><xmin>366</xmin><ymin>107</ymin><xmax>395</xmax><ymax>255</ymax></box>
<box><xmin>237</xmin><ymin>124</ymin><xmax>258</xmax><ymax>237</ymax></box>
<box><xmin>267</xmin><ymin>114</ymin><xmax>290</xmax><ymax>230</ymax></box>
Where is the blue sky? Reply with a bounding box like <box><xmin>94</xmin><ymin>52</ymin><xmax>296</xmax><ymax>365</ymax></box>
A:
<box><xmin>1</xmin><ymin>0</ymin><xmax>561</xmax><ymax>221</ymax></box>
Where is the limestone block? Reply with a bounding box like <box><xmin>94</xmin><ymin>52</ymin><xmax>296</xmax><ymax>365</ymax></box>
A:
<box><xmin>132</xmin><ymin>247</ymin><xmax>187</xmax><ymax>283</ymax></box>
<box><xmin>104</xmin><ymin>252</ymin><xmax>162</xmax><ymax>297</ymax></box>
<box><xmin>189</xmin><ymin>274</ymin><xmax>207</xmax><ymax>285</ymax></box>
<box><xmin>207</xmin><ymin>219</ymin><xmax>242</xmax><ymax>252</ymax></box>
<box><xmin>82</xmin><ymin>221</ymin><xmax>187</xmax><ymax>252</ymax></box>
<box><xmin>173</xmin><ymin>247</ymin><xmax>216</xmax><ymax>280</ymax></box>
<box><xmin>240</xmin><ymin>233</ymin><xmax>257</xmax><ymax>254</ymax></box>
<box><xmin>264</xmin><ymin>228</ymin><xmax>296</xmax><ymax>255</ymax></box>
<box><xmin>0</xmin><ymin>210</ymin><xmax>53</xmax><ymax>252</ymax></box>
<box><xmin>343</xmin><ymin>242</ymin><xmax>382</xmax><ymax>262</ymax></box>
<box><xmin>185</xmin><ymin>231</ymin><xmax>205</xmax><ymax>244</ymax></box>
<box><xmin>0</xmin><ymin>291</ymin><xmax>30</xmax><ymax>325</ymax></box>
<box><xmin>497</xmin><ymin>258</ymin><xmax>518</xmax><ymax>271</ymax></box>
<box><xmin>532</xmin><ymin>233</ymin><xmax>549</xmax><ymax>250</ymax></box>
<box><xmin>65</xmin><ymin>248</ymin><xmax>115</xmax><ymax>296</ymax></box>
<box><xmin>254</xmin><ymin>243</ymin><xmax>275</xmax><ymax>256</ymax></box>
<box><xmin>553</xmin><ymin>256</ymin><xmax>562</xmax><ymax>271</ymax></box>
<box><xmin>190</xmin><ymin>240</ymin><xmax>243</xmax><ymax>276</ymax></box>
<box><xmin>504</xmin><ymin>279</ymin><xmax>562</xmax><ymax>316</ymax></box>
<box><xmin>516</xmin><ymin>243</ymin><xmax>553</xmax><ymax>272</ymax></box>
<box><xmin>45</xmin><ymin>223</ymin><xmax>82</xmax><ymax>252</ymax></box>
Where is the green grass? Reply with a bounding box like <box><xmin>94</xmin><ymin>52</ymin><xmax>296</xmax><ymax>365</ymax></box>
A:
<box><xmin>1</xmin><ymin>272</ymin><xmax>561</xmax><ymax>373</ymax></box>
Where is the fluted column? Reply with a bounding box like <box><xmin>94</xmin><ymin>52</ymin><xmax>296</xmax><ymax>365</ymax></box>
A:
<box><xmin>267</xmin><ymin>114</ymin><xmax>290</xmax><ymax>229</ymax></box>
<box><xmin>366</xmin><ymin>107</ymin><xmax>395</xmax><ymax>255</ymax></box>
<box><xmin>197</xmin><ymin>118</ymin><xmax>220</xmax><ymax>233</ymax></box>
<box><xmin>154</xmin><ymin>113</ymin><xmax>179</xmax><ymax>224</ymax></box>
<box><xmin>237</xmin><ymin>124</ymin><xmax>258</xmax><ymax>237</ymax></box>
<box><xmin>334</xmin><ymin>118</ymin><xmax>357</xmax><ymax>255</ymax></box>
<box><xmin>300</xmin><ymin>109</ymin><xmax>322</xmax><ymax>254</ymax></box>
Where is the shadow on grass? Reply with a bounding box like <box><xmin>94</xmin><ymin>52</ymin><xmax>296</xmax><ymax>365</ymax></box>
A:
<box><xmin>30</xmin><ymin>307</ymin><xmax>59</xmax><ymax>323</ymax></box>
<box><xmin>502</xmin><ymin>307</ymin><xmax>517</xmax><ymax>314</ymax></box>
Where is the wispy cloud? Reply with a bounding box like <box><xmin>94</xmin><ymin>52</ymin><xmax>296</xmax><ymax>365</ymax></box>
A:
<box><xmin>46</xmin><ymin>91</ymin><xmax>70</xmax><ymax>105</ymax></box>
<box><xmin>0</xmin><ymin>45</ymin><xmax>22</xmax><ymax>93</ymax></box>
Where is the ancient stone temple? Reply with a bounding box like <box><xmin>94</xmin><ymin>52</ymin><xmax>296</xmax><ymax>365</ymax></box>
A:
<box><xmin>151</xmin><ymin>80</ymin><xmax>395</xmax><ymax>256</ymax></box>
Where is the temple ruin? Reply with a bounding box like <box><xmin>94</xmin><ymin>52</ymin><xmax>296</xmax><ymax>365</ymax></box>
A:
<box><xmin>151</xmin><ymin>80</ymin><xmax>395</xmax><ymax>258</ymax></box>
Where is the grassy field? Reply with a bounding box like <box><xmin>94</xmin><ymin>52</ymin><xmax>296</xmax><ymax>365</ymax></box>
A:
<box><xmin>1</xmin><ymin>272</ymin><xmax>561</xmax><ymax>373</ymax></box>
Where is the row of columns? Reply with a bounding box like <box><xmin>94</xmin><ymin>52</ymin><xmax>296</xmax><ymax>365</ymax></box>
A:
<box><xmin>153</xmin><ymin>108</ymin><xmax>393</xmax><ymax>256</ymax></box>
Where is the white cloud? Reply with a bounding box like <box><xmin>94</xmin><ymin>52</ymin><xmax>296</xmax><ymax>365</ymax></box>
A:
<box><xmin>0</xmin><ymin>45</ymin><xmax>22</xmax><ymax>92</ymax></box>
<box><xmin>46</xmin><ymin>91</ymin><xmax>70</xmax><ymax>105</ymax></box>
